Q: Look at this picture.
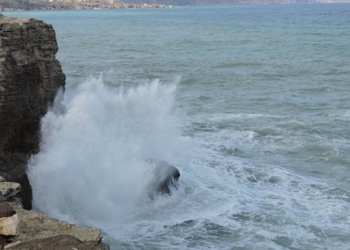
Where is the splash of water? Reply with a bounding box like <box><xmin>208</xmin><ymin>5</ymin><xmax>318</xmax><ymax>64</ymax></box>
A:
<box><xmin>27</xmin><ymin>77</ymin><xmax>184</xmax><ymax>224</ymax></box>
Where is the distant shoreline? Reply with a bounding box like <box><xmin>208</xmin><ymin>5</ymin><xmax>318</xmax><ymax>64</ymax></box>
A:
<box><xmin>0</xmin><ymin>3</ymin><xmax>172</xmax><ymax>12</ymax></box>
<box><xmin>2</xmin><ymin>2</ymin><xmax>350</xmax><ymax>12</ymax></box>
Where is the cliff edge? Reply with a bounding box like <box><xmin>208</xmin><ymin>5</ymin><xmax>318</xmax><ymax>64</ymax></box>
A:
<box><xmin>0</xmin><ymin>14</ymin><xmax>65</xmax><ymax>209</ymax></box>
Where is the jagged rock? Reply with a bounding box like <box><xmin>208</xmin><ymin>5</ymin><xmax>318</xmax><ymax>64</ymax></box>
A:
<box><xmin>147</xmin><ymin>160</ymin><xmax>180</xmax><ymax>195</ymax></box>
<box><xmin>7</xmin><ymin>202</ymin><xmax>104</xmax><ymax>245</ymax></box>
<box><xmin>0</xmin><ymin>182</ymin><xmax>21</xmax><ymax>202</ymax></box>
<box><xmin>0</xmin><ymin>14</ymin><xmax>65</xmax><ymax>209</ymax></box>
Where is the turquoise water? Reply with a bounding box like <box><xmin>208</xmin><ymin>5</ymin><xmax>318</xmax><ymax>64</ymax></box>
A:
<box><xmin>7</xmin><ymin>4</ymin><xmax>350</xmax><ymax>249</ymax></box>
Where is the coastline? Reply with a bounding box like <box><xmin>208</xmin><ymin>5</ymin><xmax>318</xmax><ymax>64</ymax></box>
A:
<box><xmin>0</xmin><ymin>3</ymin><xmax>171</xmax><ymax>12</ymax></box>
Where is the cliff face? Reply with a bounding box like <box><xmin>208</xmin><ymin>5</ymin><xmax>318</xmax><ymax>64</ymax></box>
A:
<box><xmin>0</xmin><ymin>15</ymin><xmax>110</xmax><ymax>250</ymax></box>
<box><xmin>0</xmin><ymin>14</ymin><xmax>65</xmax><ymax>209</ymax></box>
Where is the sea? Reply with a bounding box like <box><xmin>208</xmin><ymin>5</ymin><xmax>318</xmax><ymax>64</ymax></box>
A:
<box><xmin>6</xmin><ymin>4</ymin><xmax>350</xmax><ymax>250</ymax></box>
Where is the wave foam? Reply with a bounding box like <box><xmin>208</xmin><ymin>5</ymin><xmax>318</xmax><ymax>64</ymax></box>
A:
<box><xmin>28</xmin><ymin>77</ymin><xmax>185</xmax><ymax>223</ymax></box>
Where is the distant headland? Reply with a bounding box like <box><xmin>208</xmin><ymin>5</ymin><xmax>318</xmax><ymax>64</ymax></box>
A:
<box><xmin>1</xmin><ymin>0</ymin><xmax>350</xmax><ymax>12</ymax></box>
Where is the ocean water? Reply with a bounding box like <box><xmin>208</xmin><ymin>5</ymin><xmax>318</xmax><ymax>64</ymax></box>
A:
<box><xmin>7</xmin><ymin>4</ymin><xmax>350</xmax><ymax>249</ymax></box>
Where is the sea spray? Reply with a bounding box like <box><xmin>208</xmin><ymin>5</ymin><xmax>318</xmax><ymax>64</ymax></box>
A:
<box><xmin>27</xmin><ymin>76</ymin><xmax>186</xmax><ymax>224</ymax></box>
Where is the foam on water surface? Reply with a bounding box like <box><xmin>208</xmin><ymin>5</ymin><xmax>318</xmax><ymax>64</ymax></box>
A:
<box><xmin>27</xmin><ymin>75</ymin><xmax>350</xmax><ymax>249</ymax></box>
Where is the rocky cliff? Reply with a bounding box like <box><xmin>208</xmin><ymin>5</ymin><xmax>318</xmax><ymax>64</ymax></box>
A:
<box><xmin>0</xmin><ymin>14</ymin><xmax>65</xmax><ymax>209</ymax></box>
<box><xmin>0</xmin><ymin>15</ymin><xmax>110</xmax><ymax>249</ymax></box>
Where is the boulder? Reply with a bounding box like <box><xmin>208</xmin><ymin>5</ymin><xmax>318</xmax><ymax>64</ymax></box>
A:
<box><xmin>147</xmin><ymin>160</ymin><xmax>180</xmax><ymax>195</ymax></box>
<box><xmin>0</xmin><ymin>14</ymin><xmax>66</xmax><ymax>209</ymax></box>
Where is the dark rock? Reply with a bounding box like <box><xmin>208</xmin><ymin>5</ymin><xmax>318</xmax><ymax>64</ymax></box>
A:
<box><xmin>0</xmin><ymin>202</ymin><xmax>15</xmax><ymax>218</ymax></box>
<box><xmin>0</xmin><ymin>235</ymin><xmax>7</xmax><ymax>247</ymax></box>
<box><xmin>0</xmin><ymin>14</ymin><xmax>65</xmax><ymax>209</ymax></box>
<box><xmin>147</xmin><ymin>159</ymin><xmax>180</xmax><ymax>195</ymax></box>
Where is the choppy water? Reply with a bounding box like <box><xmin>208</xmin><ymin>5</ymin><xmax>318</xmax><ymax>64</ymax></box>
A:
<box><xmin>7</xmin><ymin>4</ymin><xmax>350</xmax><ymax>249</ymax></box>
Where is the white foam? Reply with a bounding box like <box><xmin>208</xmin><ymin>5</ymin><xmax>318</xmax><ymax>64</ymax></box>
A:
<box><xmin>28</xmin><ymin>77</ymin><xmax>186</xmax><ymax>223</ymax></box>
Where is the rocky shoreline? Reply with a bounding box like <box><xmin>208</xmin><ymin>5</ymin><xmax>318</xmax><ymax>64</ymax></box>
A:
<box><xmin>0</xmin><ymin>178</ymin><xmax>109</xmax><ymax>249</ymax></box>
<box><xmin>0</xmin><ymin>14</ymin><xmax>109</xmax><ymax>249</ymax></box>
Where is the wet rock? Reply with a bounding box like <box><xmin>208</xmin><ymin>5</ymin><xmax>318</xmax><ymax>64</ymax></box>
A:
<box><xmin>147</xmin><ymin>159</ymin><xmax>180</xmax><ymax>195</ymax></box>
<box><xmin>0</xmin><ymin>14</ymin><xmax>65</xmax><ymax>209</ymax></box>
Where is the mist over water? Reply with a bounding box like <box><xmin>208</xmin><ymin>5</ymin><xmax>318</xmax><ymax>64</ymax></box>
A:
<box><xmin>28</xmin><ymin>77</ymin><xmax>186</xmax><ymax>223</ymax></box>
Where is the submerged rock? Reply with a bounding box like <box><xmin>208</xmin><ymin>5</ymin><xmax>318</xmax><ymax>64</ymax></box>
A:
<box><xmin>0</xmin><ymin>14</ymin><xmax>65</xmax><ymax>209</ymax></box>
<box><xmin>147</xmin><ymin>159</ymin><xmax>181</xmax><ymax>196</ymax></box>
